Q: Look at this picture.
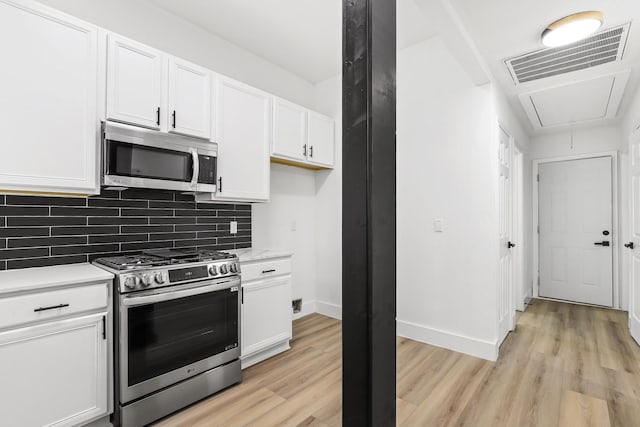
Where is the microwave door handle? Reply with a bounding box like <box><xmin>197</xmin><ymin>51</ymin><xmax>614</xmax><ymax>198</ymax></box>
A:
<box><xmin>190</xmin><ymin>148</ymin><xmax>199</xmax><ymax>188</ymax></box>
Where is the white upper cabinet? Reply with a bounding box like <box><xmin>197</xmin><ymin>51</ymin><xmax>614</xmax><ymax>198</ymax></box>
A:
<box><xmin>199</xmin><ymin>76</ymin><xmax>270</xmax><ymax>202</ymax></box>
<box><xmin>106</xmin><ymin>34</ymin><xmax>210</xmax><ymax>139</ymax></box>
<box><xmin>0</xmin><ymin>0</ymin><xmax>100</xmax><ymax>195</ymax></box>
<box><xmin>167</xmin><ymin>57</ymin><xmax>211</xmax><ymax>139</ymax></box>
<box><xmin>307</xmin><ymin>112</ymin><xmax>335</xmax><ymax>168</ymax></box>
<box><xmin>271</xmin><ymin>98</ymin><xmax>335</xmax><ymax>169</ymax></box>
<box><xmin>272</xmin><ymin>98</ymin><xmax>308</xmax><ymax>162</ymax></box>
<box><xmin>107</xmin><ymin>33</ymin><xmax>164</xmax><ymax>130</ymax></box>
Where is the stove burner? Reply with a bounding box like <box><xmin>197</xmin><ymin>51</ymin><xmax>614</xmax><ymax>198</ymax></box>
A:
<box><xmin>94</xmin><ymin>248</ymin><xmax>236</xmax><ymax>271</ymax></box>
<box><xmin>95</xmin><ymin>255</ymin><xmax>171</xmax><ymax>270</ymax></box>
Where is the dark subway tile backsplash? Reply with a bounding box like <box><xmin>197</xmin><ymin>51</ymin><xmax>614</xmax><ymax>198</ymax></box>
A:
<box><xmin>0</xmin><ymin>189</ymin><xmax>252</xmax><ymax>271</ymax></box>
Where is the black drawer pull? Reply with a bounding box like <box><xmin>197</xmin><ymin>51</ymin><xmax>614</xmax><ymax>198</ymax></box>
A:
<box><xmin>34</xmin><ymin>303</ymin><xmax>69</xmax><ymax>312</ymax></box>
<box><xmin>262</xmin><ymin>269</ymin><xmax>276</xmax><ymax>274</ymax></box>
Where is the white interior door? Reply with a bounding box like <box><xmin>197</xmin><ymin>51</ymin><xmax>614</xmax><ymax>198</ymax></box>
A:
<box><xmin>628</xmin><ymin>136</ymin><xmax>640</xmax><ymax>344</ymax></box>
<box><xmin>539</xmin><ymin>157</ymin><xmax>613</xmax><ymax>306</ymax></box>
<box><xmin>498</xmin><ymin>127</ymin><xmax>515</xmax><ymax>345</ymax></box>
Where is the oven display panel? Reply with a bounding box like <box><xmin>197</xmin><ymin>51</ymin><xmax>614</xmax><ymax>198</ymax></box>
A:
<box><xmin>168</xmin><ymin>266</ymin><xmax>208</xmax><ymax>283</ymax></box>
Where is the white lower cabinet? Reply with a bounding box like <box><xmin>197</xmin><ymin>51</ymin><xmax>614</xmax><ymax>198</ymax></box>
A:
<box><xmin>0</xmin><ymin>313</ymin><xmax>108</xmax><ymax>427</ymax></box>
<box><xmin>240</xmin><ymin>257</ymin><xmax>292</xmax><ymax>368</ymax></box>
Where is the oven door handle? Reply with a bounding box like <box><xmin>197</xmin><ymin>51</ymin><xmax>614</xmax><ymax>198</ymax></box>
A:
<box><xmin>190</xmin><ymin>148</ymin><xmax>200</xmax><ymax>189</ymax></box>
<box><xmin>122</xmin><ymin>279</ymin><xmax>239</xmax><ymax>307</ymax></box>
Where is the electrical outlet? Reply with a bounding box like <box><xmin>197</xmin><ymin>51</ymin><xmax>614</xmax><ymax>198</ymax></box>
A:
<box><xmin>291</xmin><ymin>220</ymin><xmax>297</xmax><ymax>231</ymax></box>
<box><xmin>434</xmin><ymin>219</ymin><xmax>444</xmax><ymax>232</ymax></box>
<box><xmin>230</xmin><ymin>221</ymin><xmax>238</xmax><ymax>234</ymax></box>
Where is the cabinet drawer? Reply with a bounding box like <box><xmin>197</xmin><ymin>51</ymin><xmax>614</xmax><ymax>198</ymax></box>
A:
<box><xmin>241</xmin><ymin>258</ymin><xmax>292</xmax><ymax>282</ymax></box>
<box><xmin>0</xmin><ymin>283</ymin><xmax>109</xmax><ymax>330</ymax></box>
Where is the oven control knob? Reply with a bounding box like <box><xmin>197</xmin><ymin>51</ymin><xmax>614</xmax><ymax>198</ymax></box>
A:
<box><xmin>154</xmin><ymin>272</ymin><xmax>165</xmax><ymax>284</ymax></box>
<box><xmin>208</xmin><ymin>265</ymin><xmax>218</xmax><ymax>276</ymax></box>
<box><xmin>230</xmin><ymin>263</ymin><xmax>238</xmax><ymax>273</ymax></box>
<box><xmin>140</xmin><ymin>275</ymin><xmax>151</xmax><ymax>287</ymax></box>
<box><xmin>220</xmin><ymin>264</ymin><xmax>228</xmax><ymax>275</ymax></box>
<box><xmin>124</xmin><ymin>276</ymin><xmax>138</xmax><ymax>289</ymax></box>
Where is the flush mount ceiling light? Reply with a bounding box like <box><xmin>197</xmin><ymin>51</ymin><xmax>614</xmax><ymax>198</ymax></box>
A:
<box><xmin>541</xmin><ymin>11</ymin><xmax>604</xmax><ymax>47</ymax></box>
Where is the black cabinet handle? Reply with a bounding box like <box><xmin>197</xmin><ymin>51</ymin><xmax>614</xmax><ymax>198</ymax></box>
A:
<box><xmin>507</xmin><ymin>241</ymin><xmax>515</xmax><ymax>248</ymax></box>
<box><xmin>218</xmin><ymin>176</ymin><xmax>222</xmax><ymax>192</ymax></box>
<box><xmin>310</xmin><ymin>145</ymin><xmax>314</xmax><ymax>158</ymax></box>
<box><xmin>303</xmin><ymin>144</ymin><xmax>307</xmax><ymax>157</ymax></box>
<box><xmin>156</xmin><ymin>107</ymin><xmax>160</xmax><ymax>126</ymax></box>
<box><xmin>102</xmin><ymin>316</ymin><xmax>106</xmax><ymax>340</ymax></box>
<box><xmin>625</xmin><ymin>242</ymin><xmax>635</xmax><ymax>250</ymax></box>
<box><xmin>34</xmin><ymin>303</ymin><xmax>69</xmax><ymax>312</ymax></box>
<box><xmin>241</xmin><ymin>288</ymin><xmax>244</xmax><ymax>304</ymax></box>
<box><xmin>594</xmin><ymin>241</ymin><xmax>610</xmax><ymax>247</ymax></box>
<box><xmin>172</xmin><ymin>110</ymin><xmax>176</xmax><ymax>128</ymax></box>
<box><xmin>262</xmin><ymin>269</ymin><xmax>276</xmax><ymax>274</ymax></box>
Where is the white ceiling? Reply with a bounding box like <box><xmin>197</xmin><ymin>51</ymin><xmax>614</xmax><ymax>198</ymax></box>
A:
<box><xmin>150</xmin><ymin>0</ymin><xmax>640</xmax><ymax>134</ymax></box>
<box><xmin>150</xmin><ymin>0</ymin><xmax>434</xmax><ymax>83</ymax></box>
<box><xmin>450</xmin><ymin>0</ymin><xmax>640</xmax><ymax>133</ymax></box>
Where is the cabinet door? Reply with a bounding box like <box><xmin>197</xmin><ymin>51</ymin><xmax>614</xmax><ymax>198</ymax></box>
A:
<box><xmin>214</xmin><ymin>76</ymin><xmax>270</xmax><ymax>202</ymax></box>
<box><xmin>107</xmin><ymin>33</ymin><xmax>163</xmax><ymax>129</ymax></box>
<box><xmin>241</xmin><ymin>277</ymin><xmax>292</xmax><ymax>357</ymax></box>
<box><xmin>272</xmin><ymin>98</ymin><xmax>308</xmax><ymax>162</ymax></box>
<box><xmin>0</xmin><ymin>313</ymin><xmax>108</xmax><ymax>427</ymax></box>
<box><xmin>0</xmin><ymin>0</ymin><xmax>99</xmax><ymax>195</ymax></box>
<box><xmin>307</xmin><ymin>112</ymin><xmax>335</xmax><ymax>168</ymax></box>
<box><xmin>168</xmin><ymin>57</ymin><xmax>211</xmax><ymax>139</ymax></box>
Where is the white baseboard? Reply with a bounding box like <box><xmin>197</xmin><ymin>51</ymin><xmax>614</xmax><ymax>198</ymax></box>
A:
<box><xmin>519</xmin><ymin>288</ymin><xmax>533</xmax><ymax>312</ymax></box>
<box><xmin>315</xmin><ymin>300</ymin><xmax>342</xmax><ymax>320</ymax></box>
<box><xmin>631</xmin><ymin>314</ymin><xmax>640</xmax><ymax>346</ymax></box>
<box><xmin>397</xmin><ymin>319</ymin><xmax>498</xmax><ymax>361</ymax></box>
<box><xmin>310</xmin><ymin>302</ymin><xmax>497</xmax><ymax>361</ymax></box>
<box><xmin>293</xmin><ymin>300</ymin><xmax>317</xmax><ymax>320</ymax></box>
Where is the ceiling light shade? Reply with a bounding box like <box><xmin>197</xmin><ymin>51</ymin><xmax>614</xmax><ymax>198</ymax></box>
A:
<box><xmin>541</xmin><ymin>11</ymin><xmax>604</xmax><ymax>47</ymax></box>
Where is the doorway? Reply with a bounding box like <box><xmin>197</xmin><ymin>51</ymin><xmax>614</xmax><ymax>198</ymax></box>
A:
<box><xmin>535</xmin><ymin>155</ymin><xmax>616</xmax><ymax>307</ymax></box>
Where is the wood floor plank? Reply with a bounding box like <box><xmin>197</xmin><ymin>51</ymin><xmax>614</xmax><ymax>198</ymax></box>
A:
<box><xmin>155</xmin><ymin>299</ymin><xmax>640</xmax><ymax>427</ymax></box>
<box><xmin>558</xmin><ymin>390</ymin><xmax>611</xmax><ymax>427</ymax></box>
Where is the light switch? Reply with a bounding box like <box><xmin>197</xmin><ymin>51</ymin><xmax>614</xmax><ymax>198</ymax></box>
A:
<box><xmin>434</xmin><ymin>219</ymin><xmax>444</xmax><ymax>232</ymax></box>
<box><xmin>230</xmin><ymin>221</ymin><xmax>238</xmax><ymax>234</ymax></box>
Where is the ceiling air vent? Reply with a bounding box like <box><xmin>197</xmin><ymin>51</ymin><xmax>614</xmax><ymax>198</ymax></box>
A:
<box><xmin>505</xmin><ymin>23</ymin><xmax>631</xmax><ymax>85</ymax></box>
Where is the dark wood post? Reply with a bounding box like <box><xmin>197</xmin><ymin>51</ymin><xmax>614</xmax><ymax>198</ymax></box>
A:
<box><xmin>342</xmin><ymin>0</ymin><xmax>396</xmax><ymax>425</ymax></box>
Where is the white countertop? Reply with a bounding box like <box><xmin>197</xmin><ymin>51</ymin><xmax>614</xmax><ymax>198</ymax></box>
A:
<box><xmin>0</xmin><ymin>263</ymin><xmax>114</xmax><ymax>295</ymax></box>
<box><xmin>229</xmin><ymin>248</ymin><xmax>293</xmax><ymax>263</ymax></box>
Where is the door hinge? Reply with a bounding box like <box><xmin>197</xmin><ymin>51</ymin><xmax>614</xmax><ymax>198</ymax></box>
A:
<box><xmin>537</xmin><ymin>224</ymin><xmax>540</xmax><ymax>233</ymax></box>
<box><xmin>102</xmin><ymin>316</ymin><xmax>106</xmax><ymax>340</ymax></box>
<box><xmin>537</xmin><ymin>174</ymin><xmax>539</xmax><ymax>182</ymax></box>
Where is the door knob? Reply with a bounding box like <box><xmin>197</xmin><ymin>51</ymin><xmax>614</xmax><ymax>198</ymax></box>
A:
<box><xmin>507</xmin><ymin>241</ymin><xmax>516</xmax><ymax>249</ymax></box>
<box><xmin>594</xmin><ymin>241</ymin><xmax>610</xmax><ymax>247</ymax></box>
<box><xmin>624</xmin><ymin>242</ymin><xmax>635</xmax><ymax>250</ymax></box>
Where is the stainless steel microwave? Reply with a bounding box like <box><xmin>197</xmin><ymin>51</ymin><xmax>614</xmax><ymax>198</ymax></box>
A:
<box><xmin>101</xmin><ymin>121</ymin><xmax>217</xmax><ymax>193</ymax></box>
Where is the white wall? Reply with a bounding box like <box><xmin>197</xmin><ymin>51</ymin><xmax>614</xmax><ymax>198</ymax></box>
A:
<box><xmin>313</xmin><ymin>76</ymin><xmax>343</xmax><ymax>319</ymax></box>
<box><xmin>396</xmin><ymin>37</ymin><xmax>499</xmax><ymax>360</ymax></box>
<box><xmin>531</xmin><ymin>125</ymin><xmax>624</xmax><ymax>159</ymax></box>
<box><xmin>252</xmin><ymin>164</ymin><xmax>318</xmax><ymax>318</ymax></box>
<box><xmin>37</xmin><ymin>0</ymin><xmax>315</xmax><ymax>108</ymax></box>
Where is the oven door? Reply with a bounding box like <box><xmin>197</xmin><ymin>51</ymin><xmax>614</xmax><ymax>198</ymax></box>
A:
<box><xmin>119</xmin><ymin>277</ymin><xmax>240</xmax><ymax>403</ymax></box>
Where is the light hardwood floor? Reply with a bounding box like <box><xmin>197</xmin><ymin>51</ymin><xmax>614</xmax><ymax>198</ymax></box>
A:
<box><xmin>154</xmin><ymin>299</ymin><xmax>640</xmax><ymax>426</ymax></box>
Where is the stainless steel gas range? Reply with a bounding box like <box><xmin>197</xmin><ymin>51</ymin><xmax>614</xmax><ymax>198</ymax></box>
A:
<box><xmin>93</xmin><ymin>249</ymin><xmax>242</xmax><ymax>427</ymax></box>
